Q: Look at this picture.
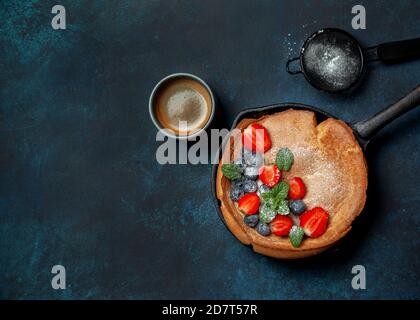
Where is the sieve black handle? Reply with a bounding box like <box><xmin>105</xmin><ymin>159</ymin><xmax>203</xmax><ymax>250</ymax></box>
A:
<box><xmin>366</xmin><ymin>37</ymin><xmax>420</xmax><ymax>63</ymax></box>
<box><xmin>353</xmin><ymin>85</ymin><xmax>420</xmax><ymax>141</ymax></box>
<box><xmin>286</xmin><ymin>57</ymin><xmax>302</xmax><ymax>75</ymax></box>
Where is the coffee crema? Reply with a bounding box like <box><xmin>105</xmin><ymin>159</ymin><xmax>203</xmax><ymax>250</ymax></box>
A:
<box><xmin>154</xmin><ymin>78</ymin><xmax>212</xmax><ymax>136</ymax></box>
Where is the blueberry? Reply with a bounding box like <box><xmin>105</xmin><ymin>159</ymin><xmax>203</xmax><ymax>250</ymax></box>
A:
<box><xmin>244</xmin><ymin>166</ymin><xmax>259</xmax><ymax>180</ymax></box>
<box><xmin>243</xmin><ymin>149</ymin><xmax>264</xmax><ymax>168</ymax></box>
<box><xmin>256</xmin><ymin>222</ymin><xmax>271</xmax><ymax>236</ymax></box>
<box><xmin>243</xmin><ymin>180</ymin><xmax>258</xmax><ymax>193</ymax></box>
<box><xmin>232</xmin><ymin>177</ymin><xmax>245</xmax><ymax>188</ymax></box>
<box><xmin>230</xmin><ymin>186</ymin><xmax>244</xmax><ymax>201</ymax></box>
<box><xmin>258</xmin><ymin>184</ymin><xmax>271</xmax><ymax>194</ymax></box>
<box><xmin>234</xmin><ymin>157</ymin><xmax>243</xmax><ymax>165</ymax></box>
<box><xmin>244</xmin><ymin>214</ymin><xmax>259</xmax><ymax>228</ymax></box>
<box><xmin>289</xmin><ymin>200</ymin><xmax>306</xmax><ymax>215</ymax></box>
<box><xmin>234</xmin><ymin>158</ymin><xmax>245</xmax><ymax>173</ymax></box>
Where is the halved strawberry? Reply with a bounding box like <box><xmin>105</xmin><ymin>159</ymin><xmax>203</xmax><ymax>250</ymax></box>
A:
<box><xmin>238</xmin><ymin>193</ymin><xmax>260</xmax><ymax>215</ymax></box>
<box><xmin>288</xmin><ymin>177</ymin><xmax>306</xmax><ymax>200</ymax></box>
<box><xmin>270</xmin><ymin>215</ymin><xmax>293</xmax><ymax>236</ymax></box>
<box><xmin>300</xmin><ymin>207</ymin><xmax>329</xmax><ymax>238</ymax></box>
<box><xmin>242</xmin><ymin>123</ymin><xmax>272</xmax><ymax>153</ymax></box>
<box><xmin>259</xmin><ymin>165</ymin><xmax>281</xmax><ymax>188</ymax></box>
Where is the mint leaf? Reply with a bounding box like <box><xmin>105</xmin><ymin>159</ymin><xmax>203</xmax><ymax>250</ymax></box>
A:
<box><xmin>272</xmin><ymin>196</ymin><xmax>281</xmax><ymax>211</ymax></box>
<box><xmin>277</xmin><ymin>200</ymin><xmax>290</xmax><ymax>215</ymax></box>
<box><xmin>289</xmin><ymin>226</ymin><xmax>304</xmax><ymax>248</ymax></box>
<box><xmin>260</xmin><ymin>192</ymin><xmax>272</xmax><ymax>203</ymax></box>
<box><xmin>276</xmin><ymin>148</ymin><xmax>294</xmax><ymax>171</ymax></box>
<box><xmin>221</xmin><ymin>164</ymin><xmax>242</xmax><ymax>180</ymax></box>
<box><xmin>260</xmin><ymin>181</ymin><xmax>290</xmax><ymax>213</ymax></box>
<box><xmin>272</xmin><ymin>181</ymin><xmax>289</xmax><ymax>200</ymax></box>
<box><xmin>259</xmin><ymin>203</ymin><xmax>277</xmax><ymax>223</ymax></box>
<box><xmin>271</xmin><ymin>182</ymin><xmax>289</xmax><ymax>211</ymax></box>
<box><xmin>260</xmin><ymin>192</ymin><xmax>273</xmax><ymax>203</ymax></box>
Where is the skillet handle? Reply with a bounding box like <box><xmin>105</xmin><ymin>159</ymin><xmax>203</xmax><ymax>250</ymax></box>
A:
<box><xmin>353</xmin><ymin>85</ymin><xmax>420</xmax><ymax>141</ymax></box>
<box><xmin>365</xmin><ymin>38</ymin><xmax>420</xmax><ymax>63</ymax></box>
<box><xmin>377</xmin><ymin>37</ymin><xmax>420</xmax><ymax>63</ymax></box>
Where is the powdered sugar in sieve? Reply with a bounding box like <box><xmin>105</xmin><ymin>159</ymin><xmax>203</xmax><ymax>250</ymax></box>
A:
<box><xmin>302</xmin><ymin>30</ymin><xmax>363</xmax><ymax>91</ymax></box>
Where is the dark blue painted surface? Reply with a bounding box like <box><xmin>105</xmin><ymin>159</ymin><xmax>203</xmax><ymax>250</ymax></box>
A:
<box><xmin>0</xmin><ymin>0</ymin><xmax>419</xmax><ymax>299</ymax></box>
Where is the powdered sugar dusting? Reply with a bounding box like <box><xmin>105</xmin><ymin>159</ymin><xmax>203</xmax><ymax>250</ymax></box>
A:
<box><xmin>282</xmin><ymin>145</ymin><xmax>346</xmax><ymax>216</ymax></box>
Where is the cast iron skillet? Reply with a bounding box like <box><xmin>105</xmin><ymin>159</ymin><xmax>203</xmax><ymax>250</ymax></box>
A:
<box><xmin>211</xmin><ymin>85</ymin><xmax>420</xmax><ymax>243</ymax></box>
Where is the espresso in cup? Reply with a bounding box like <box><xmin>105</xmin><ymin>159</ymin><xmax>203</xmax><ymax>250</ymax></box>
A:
<box><xmin>150</xmin><ymin>74</ymin><xmax>215</xmax><ymax>138</ymax></box>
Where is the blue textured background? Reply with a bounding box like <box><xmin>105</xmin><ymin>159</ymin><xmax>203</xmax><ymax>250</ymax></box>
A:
<box><xmin>0</xmin><ymin>0</ymin><xmax>419</xmax><ymax>299</ymax></box>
